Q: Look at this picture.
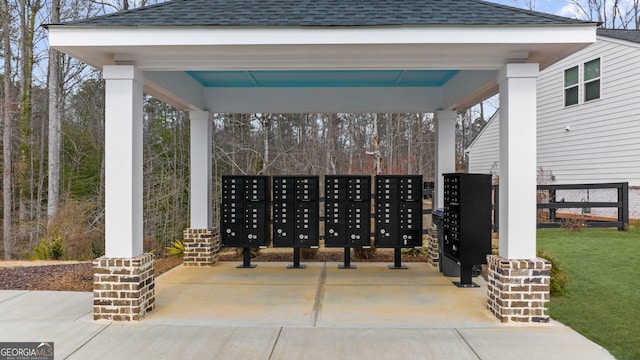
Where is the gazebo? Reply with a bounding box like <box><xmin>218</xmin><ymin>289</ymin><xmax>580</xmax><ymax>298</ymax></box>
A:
<box><xmin>47</xmin><ymin>0</ymin><xmax>596</xmax><ymax>322</ymax></box>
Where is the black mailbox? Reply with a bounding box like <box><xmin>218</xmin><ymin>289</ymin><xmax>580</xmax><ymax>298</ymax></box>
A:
<box><xmin>325</xmin><ymin>175</ymin><xmax>371</xmax><ymax>248</ymax></box>
<box><xmin>374</xmin><ymin>175</ymin><xmax>423</xmax><ymax>248</ymax></box>
<box><xmin>442</xmin><ymin>173</ymin><xmax>492</xmax><ymax>287</ymax></box>
<box><xmin>220</xmin><ymin>176</ymin><xmax>270</xmax><ymax>248</ymax></box>
<box><xmin>272</xmin><ymin>176</ymin><xmax>319</xmax><ymax>248</ymax></box>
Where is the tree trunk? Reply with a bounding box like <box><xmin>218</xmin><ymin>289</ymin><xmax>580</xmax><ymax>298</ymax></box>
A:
<box><xmin>47</xmin><ymin>0</ymin><xmax>62</xmax><ymax>228</ymax></box>
<box><xmin>2</xmin><ymin>0</ymin><xmax>13</xmax><ymax>259</ymax></box>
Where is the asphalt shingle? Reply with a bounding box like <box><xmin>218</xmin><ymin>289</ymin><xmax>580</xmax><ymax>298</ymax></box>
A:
<box><xmin>58</xmin><ymin>0</ymin><xmax>589</xmax><ymax>27</ymax></box>
<box><xmin>597</xmin><ymin>28</ymin><xmax>640</xmax><ymax>44</ymax></box>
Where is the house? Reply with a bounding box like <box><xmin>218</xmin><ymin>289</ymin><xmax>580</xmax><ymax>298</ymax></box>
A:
<box><xmin>47</xmin><ymin>0</ymin><xmax>596</xmax><ymax>323</ymax></box>
<box><xmin>467</xmin><ymin>29</ymin><xmax>640</xmax><ymax>220</ymax></box>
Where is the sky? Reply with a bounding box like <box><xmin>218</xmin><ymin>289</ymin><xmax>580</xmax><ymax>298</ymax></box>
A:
<box><xmin>488</xmin><ymin>0</ymin><xmax>576</xmax><ymax>17</ymax></box>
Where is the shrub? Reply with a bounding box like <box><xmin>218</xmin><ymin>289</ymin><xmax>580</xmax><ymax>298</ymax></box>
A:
<box><xmin>32</xmin><ymin>232</ymin><xmax>66</xmax><ymax>260</ymax></box>
<box><xmin>402</xmin><ymin>247</ymin><xmax>427</xmax><ymax>256</ymax></box>
<box><xmin>537</xmin><ymin>250</ymin><xmax>568</xmax><ymax>297</ymax></box>
<box><xmin>301</xmin><ymin>248</ymin><xmax>319</xmax><ymax>260</ymax></box>
<box><xmin>559</xmin><ymin>217</ymin><xmax>586</xmax><ymax>232</ymax></box>
<box><xmin>165</xmin><ymin>239</ymin><xmax>185</xmax><ymax>258</ymax></box>
<box><xmin>353</xmin><ymin>246</ymin><xmax>377</xmax><ymax>260</ymax></box>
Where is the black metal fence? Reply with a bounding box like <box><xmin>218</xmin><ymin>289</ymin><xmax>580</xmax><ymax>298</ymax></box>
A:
<box><xmin>492</xmin><ymin>182</ymin><xmax>629</xmax><ymax>232</ymax></box>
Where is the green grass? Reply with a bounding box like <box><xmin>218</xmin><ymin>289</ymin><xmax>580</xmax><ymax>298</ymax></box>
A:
<box><xmin>537</xmin><ymin>225</ymin><xmax>640</xmax><ymax>360</ymax></box>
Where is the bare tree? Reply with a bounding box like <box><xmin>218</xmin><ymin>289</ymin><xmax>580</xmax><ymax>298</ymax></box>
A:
<box><xmin>47</xmin><ymin>0</ymin><xmax>61</xmax><ymax>227</ymax></box>
<box><xmin>563</xmin><ymin>0</ymin><xmax>638</xmax><ymax>28</ymax></box>
<box><xmin>1</xmin><ymin>0</ymin><xmax>13</xmax><ymax>259</ymax></box>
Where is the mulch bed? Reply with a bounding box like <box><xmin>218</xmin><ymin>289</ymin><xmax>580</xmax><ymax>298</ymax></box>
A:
<box><xmin>0</xmin><ymin>257</ymin><xmax>183</xmax><ymax>292</ymax></box>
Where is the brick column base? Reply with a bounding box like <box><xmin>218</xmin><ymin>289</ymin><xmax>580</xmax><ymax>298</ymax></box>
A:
<box><xmin>427</xmin><ymin>226</ymin><xmax>439</xmax><ymax>267</ymax></box>
<box><xmin>93</xmin><ymin>254</ymin><xmax>155</xmax><ymax>321</ymax></box>
<box><xmin>183</xmin><ymin>228</ymin><xmax>220</xmax><ymax>266</ymax></box>
<box><xmin>486</xmin><ymin>255</ymin><xmax>551</xmax><ymax>323</ymax></box>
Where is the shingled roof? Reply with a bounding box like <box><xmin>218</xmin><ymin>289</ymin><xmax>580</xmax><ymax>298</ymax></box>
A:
<box><xmin>60</xmin><ymin>0</ymin><xmax>588</xmax><ymax>27</ymax></box>
<box><xmin>597</xmin><ymin>28</ymin><xmax>640</xmax><ymax>44</ymax></box>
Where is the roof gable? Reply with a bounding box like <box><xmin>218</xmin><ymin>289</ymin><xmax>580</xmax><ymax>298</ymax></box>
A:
<box><xmin>60</xmin><ymin>0</ymin><xmax>588</xmax><ymax>27</ymax></box>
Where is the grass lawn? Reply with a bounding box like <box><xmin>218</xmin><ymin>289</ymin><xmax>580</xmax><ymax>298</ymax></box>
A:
<box><xmin>537</xmin><ymin>225</ymin><xmax>640</xmax><ymax>360</ymax></box>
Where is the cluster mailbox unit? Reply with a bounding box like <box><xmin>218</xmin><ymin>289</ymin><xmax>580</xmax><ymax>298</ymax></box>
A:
<box><xmin>220</xmin><ymin>176</ymin><xmax>270</xmax><ymax>268</ymax></box>
<box><xmin>442</xmin><ymin>173</ymin><xmax>492</xmax><ymax>287</ymax></box>
<box><xmin>375</xmin><ymin>175</ymin><xmax>423</xmax><ymax>269</ymax></box>
<box><xmin>220</xmin><ymin>174</ymin><xmax>433</xmax><ymax>272</ymax></box>
<box><xmin>272</xmin><ymin>176</ymin><xmax>320</xmax><ymax>268</ymax></box>
<box><xmin>325</xmin><ymin>175</ymin><xmax>372</xmax><ymax>269</ymax></box>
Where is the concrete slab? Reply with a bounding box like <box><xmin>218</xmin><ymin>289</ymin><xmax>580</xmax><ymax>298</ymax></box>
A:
<box><xmin>271</xmin><ymin>328</ymin><xmax>479</xmax><ymax>360</ymax></box>
<box><xmin>0</xmin><ymin>290</ymin><xmax>27</xmax><ymax>303</ymax></box>
<box><xmin>324</xmin><ymin>262</ymin><xmax>456</xmax><ymax>286</ymax></box>
<box><xmin>67</xmin><ymin>325</ymin><xmax>280</xmax><ymax>360</ymax></box>
<box><xmin>459</xmin><ymin>325</ymin><xmax>615</xmax><ymax>360</ymax></box>
<box><xmin>0</xmin><ymin>319</ymin><xmax>107</xmax><ymax>359</ymax></box>
<box><xmin>159</xmin><ymin>262</ymin><xmax>323</xmax><ymax>285</ymax></box>
<box><xmin>0</xmin><ymin>262</ymin><xmax>616</xmax><ymax>360</ymax></box>
<box><xmin>319</xmin><ymin>262</ymin><xmax>497</xmax><ymax>328</ymax></box>
<box><xmin>0</xmin><ymin>291</ymin><xmax>92</xmax><ymax>320</ymax></box>
<box><xmin>147</xmin><ymin>262</ymin><xmax>323</xmax><ymax>327</ymax></box>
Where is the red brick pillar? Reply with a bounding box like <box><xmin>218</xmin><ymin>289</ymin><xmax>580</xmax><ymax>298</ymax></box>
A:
<box><xmin>183</xmin><ymin>228</ymin><xmax>220</xmax><ymax>266</ymax></box>
<box><xmin>486</xmin><ymin>255</ymin><xmax>551</xmax><ymax>323</ymax></box>
<box><xmin>93</xmin><ymin>254</ymin><xmax>155</xmax><ymax>321</ymax></box>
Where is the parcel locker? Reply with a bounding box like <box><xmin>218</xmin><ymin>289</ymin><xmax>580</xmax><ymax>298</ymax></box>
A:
<box><xmin>375</xmin><ymin>175</ymin><xmax>423</xmax><ymax>248</ymax></box>
<box><xmin>272</xmin><ymin>176</ymin><xmax>319</xmax><ymax>248</ymax></box>
<box><xmin>220</xmin><ymin>176</ymin><xmax>270</xmax><ymax>248</ymax></box>
<box><xmin>442</xmin><ymin>173</ymin><xmax>491</xmax><ymax>287</ymax></box>
<box><xmin>324</xmin><ymin>175</ymin><xmax>371</xmax><ymax>248</ymax></box>
<box><xmin>442</xmin><ymin>173</ymin><xmax>491</xmax><ymax>266</ymax></box>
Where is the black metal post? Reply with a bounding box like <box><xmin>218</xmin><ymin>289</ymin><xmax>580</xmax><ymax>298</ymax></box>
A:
<box><xmin>237</xmin><ymin>247</ymin><xmax>257</xmax><ymax>269</ymax></box>
<box><xmin>550</xmin><ymin>189</ymin><xmax>557</xmax><ymax>223</ymax></box>
<box><xmin>453</xmin><ymin>264</ymin><xmax>479</xmax><ymax>288</ymax></box>
<box><xmin>338</xmin><ymin>247</ymin><xmax>357</xmax><ymax>269</ymax></box>
<box><xmin>619</xmin><ymin>182</ymin><xmax>629</xmax><ymax>231</ymax></box>
<box><xmin>388</xmin><ymin>247</ymin><xmax>408</xmax><ymax>270</ymax></box>
<box><xmin>288</xmin><ymin>248</ymin><xmax>306</xmax><ymax>269</ymax></box>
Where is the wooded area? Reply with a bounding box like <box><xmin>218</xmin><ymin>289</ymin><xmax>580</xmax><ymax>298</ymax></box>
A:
<box><xmin>0</xmin><ymin>0</ymin><xmax>635</xmax><ymax>260</ymax></box>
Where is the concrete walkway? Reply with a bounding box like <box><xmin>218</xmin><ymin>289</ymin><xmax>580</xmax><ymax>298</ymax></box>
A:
<box><xmin>0</xmin><ymin>262</ymin><xmax>614</xmax><ymax>359</ymax></box>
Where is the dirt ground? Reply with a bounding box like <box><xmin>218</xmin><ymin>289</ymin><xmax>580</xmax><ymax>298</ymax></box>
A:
<box><xmin>0</xmin><ymin>248</ymin><xmax>427</xmax><ymax>292</ymax></box>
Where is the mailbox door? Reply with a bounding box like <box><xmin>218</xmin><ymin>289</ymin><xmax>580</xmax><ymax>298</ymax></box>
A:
<box><xmin>325</xmin><ymin>201</ymin><xmax>347</xmax><ymax>247</ymax></box>
<box><xmin>347</xmin><ymin>202</ymin><xmax>370</xmax><ymax>247</ymax></box>
<box><xmin>244</xmin><ymin>202</ymin><xmax>269</xmax><ymax>247</ymax></box>
<box><xmin>399</xmin><ymin>201</ymin><xmax>422</xmax><ymax>247</ymax></box>
<box><xmin>221</xmin><ymin>176</ymin><xmax>245</xmax><ymax>247</ymax></box>
<box><xmin>295</xmin><ymin>201</ymin><xmax>319</xmax><ymax>248</ymax></box>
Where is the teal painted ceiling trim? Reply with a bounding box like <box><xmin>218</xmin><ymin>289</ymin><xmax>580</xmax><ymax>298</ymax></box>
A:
<box><xmin>186</xmin><ymin>70</ymin><xmax>459</xmax><ymax>88</ymax></box>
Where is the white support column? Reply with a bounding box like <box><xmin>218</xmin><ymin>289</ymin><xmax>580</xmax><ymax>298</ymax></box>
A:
<box><xmin>498</xmin><ymin>63</ymin><xmax>539</xmax><ymax>259</ymax></box>
<box><xmin>435</xmin><ymin>110</ymin><xmax>457</xmax><ymax>209</ymax></box>
<box><xmin>103</xmin><ymin>65</ymin><xmax>144</xmax><ymax>258</ymax></box>
<box><xmin>189</xmin><ymin>111</ymin><xmax>212</xmax><ymax>229</ymax></box>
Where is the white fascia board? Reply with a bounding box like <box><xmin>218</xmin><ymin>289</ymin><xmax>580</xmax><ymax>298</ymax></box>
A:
<box><xmin>205</xmin><ymin>87</ymin><xmax>443</xmax><ymax>113</ymax></box>
<box><xmin>49</xmin><ymin>25</ymin><xmax>596</xmax><ymax>47</ymax></box>
<box><xmin>144</xmin><ymin>71</ymin><xmax>206</xmax><ymax>111</ymax></box>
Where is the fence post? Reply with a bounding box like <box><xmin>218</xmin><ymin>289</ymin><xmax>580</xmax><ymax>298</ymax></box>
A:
<box><xmin>619</xmin><ymin>182</ymin><xmax>629</xmax><ymax>231</ymax></box>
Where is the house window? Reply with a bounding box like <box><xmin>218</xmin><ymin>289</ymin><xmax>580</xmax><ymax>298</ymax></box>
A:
<box><xmin>564</xmin><ymin>66</ymin><xmax>579</xmax><ymax>107</ymax></box>
<box><xmin>584</xmin><ymin>58</ymin><xmax>600</xmax><ymax>102</ymax></box>
<box><xmin>563</xmin><ymin>58</ymin><xmax>601</xmax><ymax>107</ymax></box>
